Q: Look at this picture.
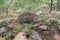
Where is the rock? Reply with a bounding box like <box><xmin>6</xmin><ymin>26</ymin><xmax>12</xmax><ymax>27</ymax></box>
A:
<box><xmin>18</xmin><ymin>12</ymin><xmax>39</xmax><ymax>24</ymax></box>
<box><xmin>30</xmin><ymin>31</ymin><xmax>42</xmax><ymax>40</ymax></box>
<box><xmin>8</xmin><ymin>23</ymin><xmax>15</xmax><ymax>29</ymax></box>
<box><xmin>52</xmin><ymin>10</ymin><xmax>60</xmax><ymax>15</ymax></box>
<box><xmin>0</xmin><ymin>19</ymin><xmax>3</xmax><ymax>22</ymax></box>
<box><xmin>38</xmin><ymin>25</ymin><xmax>48</xmax><ymax>30</ymax></box>
<box><xmin>35</xmin><ymin>10</ymin><xmax>43</xmax><ymax>15</ymax></box>
<box><xmin>0</xmin><ymin>27</ymin><xmax>6</xmax><ymax>34</ymax></box>
<box><xmin>22</xmin><ymin>27</ymin><xmax>29</xmax><ymax>32</ymax></box>
<box><xmin>40</xmin><ymin>4</ymin><xmax>50</xmax><ymax>13</ymax></box>
<box><xmin>33</xmin><ymin>23</ymin><xmax>40</xmax><ymax>27</ymax></box>
<box><xmin>43</xmin><ymin>31</ymin><xmax>50</xmax><ymax>35</ymax></box>
<box><xmin>8</xmin><ymin>22</ymin><xmax>19</xmax><ymax>29</ymax></box>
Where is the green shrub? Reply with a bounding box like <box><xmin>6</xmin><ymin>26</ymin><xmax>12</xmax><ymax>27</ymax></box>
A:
<box><xmin>4</xmin><ymin>32</ymin><xmax>11</xmax><ymax>40</ymax></box>
<box><xmin>0</xmin><ymin>21</ymin><xmax>8</xmax><ymax>28</ymax></box>
<box><xmin>23</xmin><ymin>24</ymin><xmax>35</xmax><ymax>34</ymax></box>
<box><xmin>44</xmin><ymin>19</ymin><xmax>52</xmax><ymax>26</ymax></box>
<box><xmin>12</xmin><ymin>26</ymin><xmax>21</xmax><ymax>33</ymax></box>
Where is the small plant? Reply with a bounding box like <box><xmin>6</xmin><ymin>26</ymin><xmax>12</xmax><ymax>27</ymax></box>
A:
<box><xmin>12</xmin><ymin>26</ymin><xmax>21</xmax><ymax>33</ymax></box>
<box><xmin>44</xmin><ymin>19</ymin><xmax>52</xmax><ymax>26</ymax></box>
<box><xmin>28</xmin><ymin>24</ymin><xmax>35</xmax><ymax>33</ymax></box>
<box><xmin>4</xmin><ymin>32</ymin><xmax>11</xmax><ymax>40</ymax></box>
<box><xmin>0</xmin><ymin>21</ymin><xmax>8</xmax><ymax>28</ymax></box>
<box><xmin>23</xmin><ymin>24</ymin><xmax>35</xmax><ymax>34</ymax></box>
<box><xmin>0</xmin><ymin>22</ymin><xmax>3</xmax><ymax>28</ymax></box>
<box><xmin>2</xmin><ymin>21</ymin><xmax>8</xmax><ymax>27</ymax></box>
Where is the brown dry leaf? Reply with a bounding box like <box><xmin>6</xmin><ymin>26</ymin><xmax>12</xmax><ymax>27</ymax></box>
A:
<box><xmin>54</xmin><ymin>33</ymin><xmax>60</xmax><ymax>40</ymax></box>
<box><xmin>9</xmin><ymin>13</ymin><xmax>18</xmax><ymax>20</ymax></box>
<box><xmin>0</xmin><ymin>36</ymin><xmax>6</xmax><ymax>40</ymax></box>
<box><xmin>13</xmin><ymin>32</ymin><xmax>28</xmax><ymax>40</ymax></box>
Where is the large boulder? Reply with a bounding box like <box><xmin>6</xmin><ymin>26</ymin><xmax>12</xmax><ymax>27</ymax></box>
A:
<box><xmin>18</xmin><ymin>12</ymin><xmax>39</xmax><ymax>24</ymax></box>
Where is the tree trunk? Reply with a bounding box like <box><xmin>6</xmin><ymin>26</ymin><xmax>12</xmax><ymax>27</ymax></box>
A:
<box><xmin>56</xmin><ymin>0</ymin><xmax>60</xmax><ymax>11</ymax></box>
<box><xmin>49</xmin><ymin>0</ymin><xmax>53</xmax><ymax>13</ymax></box>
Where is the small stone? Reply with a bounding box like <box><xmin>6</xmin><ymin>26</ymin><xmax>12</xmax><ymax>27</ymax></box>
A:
<box><xmin>30</xmin><ymin>31</ymin><xmax>42</xmax><ymax>40</ymax></box>
<box><xmin>8</xmin><ymin>23</ymin><xmax>19</xmax><ymax>29</ymax></box>
<box><xmin>33</xmin><ymin>23</ymin><xmax>39</xmax><ymax>27</ymax></box>
<box><xmin>43</xmin><ymin>31</ymin><xmax>50</xmax><ymax>34</ymax></box>
<box><xmin>8</xmin><ymin>23</ymin><xmax>15</xmax><ymax>29</ymax></box>
<box><xmin>38</xmin><ymin>25</ymin><xmax>48</xmax><ymax>30</ymax></box>
<box><xmin>0</xmin><ymin>27</ymin><xmax>6</xmax><ymax>34</ymax></box>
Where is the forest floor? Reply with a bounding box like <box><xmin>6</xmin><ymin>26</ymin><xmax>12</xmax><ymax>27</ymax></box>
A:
<box><xmin>0</xmin><ymin>0</ymin><xmax>60</xmax><ymax>40</ymax></box>
<box><xmin>0</xmin><ymin>9</ymin><xmax>60</xmax><ymax>40</ymax></box>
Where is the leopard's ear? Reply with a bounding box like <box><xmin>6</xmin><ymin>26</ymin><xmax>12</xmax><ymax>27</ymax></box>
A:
<box><xmin>13</xmin><ymin>32</ymin><xmax>28</xmax><ymax>40</ymax></box>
